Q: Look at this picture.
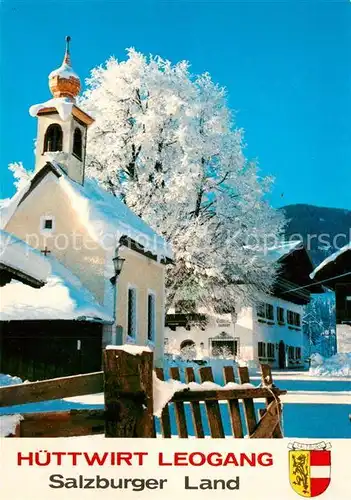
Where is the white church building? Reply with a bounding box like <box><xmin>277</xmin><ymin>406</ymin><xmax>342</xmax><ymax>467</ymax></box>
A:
<box><xmin>0</xmin><ymin>37</ymin><xmax>172</xmax><ymax>380</ymax></box>
<box><xmin>165</xmin><ymin>241</ymin><xmax>322</xmax><ymax>369</ymax></box>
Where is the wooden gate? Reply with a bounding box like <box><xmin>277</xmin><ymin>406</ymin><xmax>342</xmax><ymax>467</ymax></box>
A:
<box><xmin>0</xmin><ymin>348</ymin><xmax>286</xmax><ymax>438</ymax></box>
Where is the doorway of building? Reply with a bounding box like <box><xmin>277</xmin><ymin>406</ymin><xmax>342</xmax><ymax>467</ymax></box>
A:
<box><xmin>279</xmin><ymin>341</ymin><xmax>286</xmax><ymax>369</ymax></box>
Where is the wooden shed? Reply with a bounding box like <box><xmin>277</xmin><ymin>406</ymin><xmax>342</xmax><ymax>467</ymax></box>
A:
<box><xmin>0</xmin><ymin>244</ymin><xmax>113</xmax><ymax>381</ymax></box>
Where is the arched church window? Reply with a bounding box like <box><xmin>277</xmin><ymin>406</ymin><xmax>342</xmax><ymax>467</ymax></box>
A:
<box><xmin>73</xmin><ymin>127</ymin><xmax>82</xmax><ymax>160</ymax></box>
<box><xmin>44</xmin><ymin>124</ymin><xmax>63</xmax><ymax>153</ymax></box>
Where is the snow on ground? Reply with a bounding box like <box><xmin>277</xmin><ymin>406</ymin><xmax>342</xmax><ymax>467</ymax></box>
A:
<box><xmin>309</xmin><ymin>352</ymin><xmax>351</xmax><ymax>377</ymax></box>
<box><xmin>61</xmin><ymin>387</ymin><xmax>351</xmax><ymax>406</ymax></box>
<box><xmin>0</xmin><ymin>414</ymin><xmax>22</xmax><ymax>437</ymax></box>
<box><xmin>1</xmin><ymin>365</ymin><xmax>350</xmax><ymax>438</ymax></box>
<box><xmin>0</xmin><ymin>373</ymin><xmax>23</xmax><ymax>387</ymax></box>
<box><xmin>0</xmin><ymin>374</ymin><xmax>23</xmax><ymax>436</ymax></box>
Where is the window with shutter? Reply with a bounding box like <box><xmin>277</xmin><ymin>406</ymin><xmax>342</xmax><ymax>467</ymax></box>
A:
<box><xmin>277</xmin><ymin>306</ymin><xmax>285</xmax><ymax>323</ymax></box>
<box><xmin>266</xmin><ymin>304</ymin><xmax>274</xmax><ymax>320</ymax></box>
<box><xmin>294</xmin><ymin>313</ymin><xmax>301</xmax><ymax>327</ymax></box>
<box><xmin>127</xmin><ymin>287</ymin><xmax>137</xmax><ymax>337</ymax></box>
<box><xmin>287</xmin><ymin>311</ymin><xmax>294</xmax><ymax>325</ymax></box>
<box><xmin>267</xmin><ymin>343</ymin><xmax>275</xmax><ymax>358</ymax></box>
<box><xmin>258</xmin><ymin>342</ymin><xmax>266</xmax><ymax>357</ymax></box>
<box><xmin>147</xmin><ymin>293</ymin><xmax>156</xmax><ymax>342</ymax></box>
<box><xmin>73</xmin><ymin>127</ymin><xmax>83</xmax><ymax>160</ymax></box>
<box><xmin>257</xmin><ymin>303</ymin><xmax>265</xmax><ymax>318</ymax></box>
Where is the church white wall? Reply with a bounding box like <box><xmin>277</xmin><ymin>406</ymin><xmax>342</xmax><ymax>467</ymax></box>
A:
<box><xmin>5</xmin><ymin>175</ymin><xmax>167</xmax><ymax>366</ymax></box>
<box><xmin>5</xmin><ymin>173</ymin><xmax>106</xmax><ymax>303</ymax></box>
<box><xmin>114</xmin><ymin>247</ymin><xmax>166</xmax><ymax>366</ymax></box>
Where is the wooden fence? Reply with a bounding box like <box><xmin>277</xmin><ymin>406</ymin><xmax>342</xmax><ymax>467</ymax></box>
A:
<box><xmin>0</xmin><ymin>348</ymin><xmax>286</xmax><ymax>438</ymax></box>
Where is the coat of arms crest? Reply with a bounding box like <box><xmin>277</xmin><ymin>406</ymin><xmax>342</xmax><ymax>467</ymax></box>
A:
<box><xmin>288</xmin><ymin>441</ymin><xmax>331</xmax><ymax>497</ymax></box>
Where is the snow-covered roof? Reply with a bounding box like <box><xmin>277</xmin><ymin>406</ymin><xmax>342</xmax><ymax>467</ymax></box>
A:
<box><xmin>59</xmin><ymin>167</ymin><xmax>172</xmax><ymax>260</ymax></box>
<box><xmin>310</xmin><ymin>242</ymin><xmax>351</xmax><ymax>280</ymax></box>
<box><xmin>265</xmin><ymin>239</ymin><xmax>303</xmax><ymax>263</ymax></box>
<box><xmin>29</xmin><ymin>97</ymin><xmax>74</xmax><ymax>121</ymax></box>
<box><xmin>0</xmin><ymin>230</ymin><xmax>50</xmax><ymax>285</ymax></box>
<box><xmin>0</xmin><ymin>253</ymin><xmax>113</xmax><ymax>323</ymax></box>
<box><xmin>4</xmin><ymin>160</ymin><xmax>172</xmax><ymax>261</ymax></box>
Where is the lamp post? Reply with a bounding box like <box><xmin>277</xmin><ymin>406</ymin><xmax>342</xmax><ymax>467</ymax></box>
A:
<box><xmin>110</xmin><ymin>250</ymin><xmax>125</xmax><ymax>345</ymax></box>
<box><xmin>110</xmin><ymin>254</ymin><xmax>125</xmax><ymax>285</ymax></box>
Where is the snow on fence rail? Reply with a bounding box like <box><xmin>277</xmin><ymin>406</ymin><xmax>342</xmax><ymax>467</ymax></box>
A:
<box><xmin>0</xmin><ymin>348</ymin><xmax>286</xmax><ymax>438</ymax></box>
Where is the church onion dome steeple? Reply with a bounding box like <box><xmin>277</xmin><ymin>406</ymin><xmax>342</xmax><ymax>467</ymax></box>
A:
<box><xmin>29</xmin><ymin>36</ymin><xmax>93</xmax><ymax>125</ymax></box>
<box><xmin>49</xmin><ymin>36</ymin><xmax>81</xmax><ymax>100</ymax></box>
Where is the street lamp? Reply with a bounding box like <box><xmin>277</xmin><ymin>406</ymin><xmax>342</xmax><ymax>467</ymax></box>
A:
<box><xmin>109</xmin><ymin>251</ymin><xmax>125</xmax><ymax>346</ymax></box>
<box><xmin>110</xmin><ymin>255</ymin><xmax>125</xmax><ymax>284</ymax></box>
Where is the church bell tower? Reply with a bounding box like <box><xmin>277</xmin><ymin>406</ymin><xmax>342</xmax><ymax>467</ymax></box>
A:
<box><xmin>29</xmin><ymin>36</ymin><xmax>94</xmax><ymax>185</ymax></box>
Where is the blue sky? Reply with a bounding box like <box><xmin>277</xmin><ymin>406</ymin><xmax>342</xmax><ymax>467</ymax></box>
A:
<box><xmin>1</xmin><ymin>0</ymin><xmax>350</xmax><ymax>209</ymax></box>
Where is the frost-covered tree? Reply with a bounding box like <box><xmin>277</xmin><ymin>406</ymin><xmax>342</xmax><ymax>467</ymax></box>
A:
<box><xmin>303</xmin><ymin>294</ymin><xmax>336</xmax><ymax>357</ymax></box>
<box><xmin>0</xmin><ymin>162</ymin><xmax>33</xmax><ymax>212</ymax></box>
<box><xmin>8</xmin><ymin>162</ymin><xmax>33</xmax><ymax>191</ymax></box>
<box><xmin>80</xmin><ymin>49</ymin><xmax>285</xmax><ymax>311</ymax></box>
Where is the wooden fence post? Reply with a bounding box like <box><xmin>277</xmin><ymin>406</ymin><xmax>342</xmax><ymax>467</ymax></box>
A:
<box><xmin>103</xmin><ymin>348</ymin><xmax>155</xmax><ymax>438</ymax></box>
<box><xmin>260</xmin><ymin>364</ymin><xmax>283</xmax><ymax>438</ymax></box>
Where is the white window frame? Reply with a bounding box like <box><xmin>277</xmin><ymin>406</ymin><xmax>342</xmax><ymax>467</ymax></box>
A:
<box><xmin>40</xmin><ymin>215</ymin><xmax>55</xmax><ymax>234</ymax></box>
<box><xmin>126</xmin><ymin>285</ymin><xmax>138</xmax><ymax>341</ymax></box>
<box><xmin>147</xmin><ymin>290</ymin><xmax>156</xmax><ymax>344</ymax></box>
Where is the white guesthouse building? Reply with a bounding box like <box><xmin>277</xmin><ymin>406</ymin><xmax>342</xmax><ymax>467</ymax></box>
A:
<box><xmin>165</xmin><ymin>241</ymin><xmax>322</xmax><ymax>369</ymax></box>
